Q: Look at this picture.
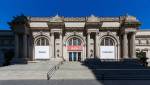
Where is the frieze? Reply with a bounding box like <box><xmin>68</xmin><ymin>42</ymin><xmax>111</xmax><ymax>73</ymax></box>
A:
<box><xmin>64</xmin><ymin>17</ymin><xmax>85</xmax><ymax>22</ymax></box>
<box><xmin>32</xmin><ymin>31</ymin><xmax>50</xmax><ymax>38</ymax></box>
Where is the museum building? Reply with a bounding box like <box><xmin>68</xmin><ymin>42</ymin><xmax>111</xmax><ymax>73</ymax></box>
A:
<box><xmin>0</xmin><ymin>14</ymin><xmax>150</xmax><ymax>65</ymax></box>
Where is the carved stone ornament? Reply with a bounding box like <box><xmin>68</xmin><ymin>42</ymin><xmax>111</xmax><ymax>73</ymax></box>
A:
<box><xmin>49</xmin><ymin>14</ymin><xmax>63</xmax><ymax>22</ymax></box>
<box><xmin>87</xmin><ymin>14</ymin><xmax>100</xmax><ymax>22</ymax></box>
<box><xmin>40</xmin><ymin>31</ymin><xmax>43</xmax><ymax>35</ymax></box>
<box><xmin>107</xmin><ymin>31</ymin><xmax>110</xmax><ymax>35</ymax></box>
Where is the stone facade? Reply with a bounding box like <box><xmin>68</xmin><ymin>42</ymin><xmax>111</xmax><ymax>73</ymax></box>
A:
<box><xmin>1</xmin><ymin>14</ymin><xmax>150</xmax><ymax>65</ymax></box>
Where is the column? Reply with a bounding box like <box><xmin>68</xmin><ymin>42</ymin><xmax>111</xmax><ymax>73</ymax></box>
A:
<box><xmin>28</xmin><ymin>36</ymin><xmax>32</xmax><ymax>60</ymax></box>
<box><xmin>15</xmin><ymin>34</ymin><xmax>19</xmax><ymax>58</ymax></box>
<box><xmin>130</xmin><ymin>32</ymin><xmax>136</xmax><ymax>59</ymax></box>
<box><xmin>51</xmin><ymin>33</ymin><xmax>55</xmax><ymax>58</ymax></box>
<box><xmin>95</xmin><ymin>33</ymin><xmax>98</xmax><ymax>58</ymax></box>
<box><xmin>123</xmin><ymin>32</ymin><xmax>128</xmax><ymax>59</ymax></box>
<box><xmin>59</xmin><ymin>33</ymin><xmax>63</xmax><ymax>58</ymax></box>
<box><xmin>87</xmin><ymin>32</ymin><xmax>90</xmax><ymax>58</ymax></box>
<box><xmin>23</xmin><ymin>34</ymin><xmax>27</xmax><ymax>59</ymax></box>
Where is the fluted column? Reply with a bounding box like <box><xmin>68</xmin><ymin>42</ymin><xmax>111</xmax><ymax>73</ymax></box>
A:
<box><xmin>123</xmin><ymin>32</ymin><xmax>128</xmax><ymax>59</ymax></box>
<box><xmin>23</xmin><ymin>34</ymin><xmax>27</xmax><ymax>59</ymax></box>
<box><xmin>87</xmin><ymin>32</ymin><xmax>90</xmax><ymax>58</ymax></box>
<box><xmin>95</xmin><ymin>33</ymin><xmax>99</xmax><ymax>58</ymax></box>
<box><xmin>59</xmin><ymin>33</ymin><xmax>63</xmax><ymax>58</ymax></box>
<box><xmin>131</xmin><ymin>32</ymin><xmax>136</xmax><ymax>59</ymax></box>
<box><xmin>15</xmin><ymin>34</ymin><xmax>19</xmax><ymax>58</ymax></box>
<box><xmin>51</xmin><ymin>33</ymin><xmax>55</xmax><ymax>58</ymax></box>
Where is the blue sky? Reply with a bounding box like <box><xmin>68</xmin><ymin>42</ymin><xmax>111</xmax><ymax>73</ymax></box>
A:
<box><xmin>0</xmin><ymin>0</ymin><xmax>150</xmax><ymax>30</ymax></box>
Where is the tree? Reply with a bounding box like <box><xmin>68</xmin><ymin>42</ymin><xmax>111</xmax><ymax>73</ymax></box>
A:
<box><xmin>8</xmin><ymin>14</ymin><xmax>29</xmax><ymax>30</ymax></box>
<box><xmin>136</xmin><ymin>51</ymin><xmax>148</xmax><ymax>67</ymax></box>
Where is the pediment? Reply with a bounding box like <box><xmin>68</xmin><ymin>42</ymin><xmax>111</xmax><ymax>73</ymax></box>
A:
<box><xmin>49</xmin><ymin>14</ymin><xmax>63</xmax><ymax>22</ymax></box>
<box><xmin>87</xmin><ymin>14</ymin><xmax>100</xmax><ymax>22</ymax></box>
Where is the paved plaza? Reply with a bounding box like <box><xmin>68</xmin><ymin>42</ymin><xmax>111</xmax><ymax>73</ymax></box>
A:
<box><xmin>1</xmin><ymin>80</ymin><xmax>150</xmax><ymax>85</ymax></box>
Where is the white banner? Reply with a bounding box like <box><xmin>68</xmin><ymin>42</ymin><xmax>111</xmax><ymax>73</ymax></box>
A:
<box><xmin>100</xmin><ymin>46</ymin><xmax>115</xmax><ymax>59</ymax></box>
<box><xmin>35</xmin><ymin>46</ymin><xmax>49</xmax><ymax>59</ymax></box>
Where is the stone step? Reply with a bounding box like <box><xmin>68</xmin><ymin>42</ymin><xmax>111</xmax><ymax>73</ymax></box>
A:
<box><xmin>51</xmin><ymin>62</ymin><xmax>96</xmax><ymax>79</ymax></box>
<box><xmin>51</xmin><ymin>61</ymin><xmax>150</xmax><ymax>80</ymax></box>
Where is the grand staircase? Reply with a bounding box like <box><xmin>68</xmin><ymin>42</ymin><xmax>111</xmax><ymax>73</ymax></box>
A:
<box><xmin>83</xmin><ymin>59</ymin><xmax>150</xmax><ymax>80</ymax></box>
<box><xmin>51</xmin><ymin>62</ymin><xmax>96</xmax><ymax>79</ymax></box>
<box><xmin>51</xmin><ymin>59</ymin><xmax>150</xmax><ymax>80</ymax></box>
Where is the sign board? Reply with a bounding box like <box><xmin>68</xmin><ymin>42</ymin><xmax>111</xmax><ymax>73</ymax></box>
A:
<box><xmin>100</xmin><ymin>46</ymin><xmax>115</xmax><ymax>59</ymax></box>
<box><xmin>67</xmin><ymin>46</ymin><xmax>82</xmax><ymax>51</ymax></box>
<box><xmin>35</xmin><ymin>46</ymin><xmax>49</xmax><ymax>59</ymax></box>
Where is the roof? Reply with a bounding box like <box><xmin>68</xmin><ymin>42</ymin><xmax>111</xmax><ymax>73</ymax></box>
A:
<box><xmin>28</xmin><ymin>14</ymin><xmax>137</xmax><ymax>22</ymax></box>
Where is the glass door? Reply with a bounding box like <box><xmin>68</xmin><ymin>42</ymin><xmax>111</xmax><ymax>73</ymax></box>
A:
<box><xmin>69</xmin><ymin>52</ymin><xmax>81</xmax><ymax>61</ymax></box>
<box><xmin>78</xmin><ymin>52</ymin><xmax>81</xmax><ymax>61</ymax></box>
<box><xmin>73</xmin><ymin>52</ymin><xmax>77</xmax><ymax>61</ymax></box>
<box><xmin>69</xmin><ymin>52</ymin><xmax>72</xmax><ymax>61</ymax></box>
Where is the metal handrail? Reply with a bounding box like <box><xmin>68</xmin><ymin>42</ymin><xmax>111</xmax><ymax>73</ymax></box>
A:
<box><xmin>47</xmin><ymin>61</ymin><xmax>64</xmax><ymax>80</ymax></box>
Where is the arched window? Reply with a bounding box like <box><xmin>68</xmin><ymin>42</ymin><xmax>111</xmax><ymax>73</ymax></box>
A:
<box><xmin>101</xmin><ymin>37</ymin><xmax>114</xmax><ymax>46</ymax></box>
<box><xmin>35</xmin><ymin>37</ymin><xmax>49</xmax><ymax>46</ymax></box>
<box><xmin>68</xmin><ymin>37</ymin><xmax>82</xmax><ymax>46</ymax></box>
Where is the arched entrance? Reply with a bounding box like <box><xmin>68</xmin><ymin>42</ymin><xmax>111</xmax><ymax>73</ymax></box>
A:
<box><xmin>34</xmin><ymin>36</ymin><xmax>50</xmax><ymax>59</ymax></box>
<box><xmin>100</xmin><ymin>37</ymin><xmax>116</xmax><ymax>59</ymax></box>
<box><xmin>66</xmin><ymin>37</ymin><xmax>83</xmax><ymax>61</ymax></box>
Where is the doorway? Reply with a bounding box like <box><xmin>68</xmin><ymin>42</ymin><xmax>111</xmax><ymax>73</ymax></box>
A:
<box><xmin>69</xmin><ymin>52</ymin><xmax>81</xmax><ymax>61</ymax></box>
<box><xmin>100</xmin><ymin>37</ymin><xmax>116</xmax><ymax>59</ymax></box>
<box><xmin>35</xmin><ymin>37</ymin><xmax>50</xmax><ymax>59</ymax></box>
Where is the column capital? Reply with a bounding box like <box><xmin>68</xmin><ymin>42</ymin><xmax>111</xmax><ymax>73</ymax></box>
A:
<box><xmin>131</xmin><ymin>32</ymin><xmax>136</xmax><ymax>35</ymax></box>
<box><xmin>124</xmin><ymin>31</ymin><xmax>129</xmax><ymax>34</ymax></box>
<box><xmin>87</xmin><ymin>32</ymin><xmax>91</xmax><ymax>35</ymax></box>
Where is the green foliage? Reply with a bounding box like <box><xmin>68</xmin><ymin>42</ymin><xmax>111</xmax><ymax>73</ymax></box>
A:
<box><xmin>136</xmin><ymin>51</ymin><xmax>148</xmax><ymax>67</ymax></box>
<box><xmin>8</xmin><ymin>14</ymin><xmax>28</xmax><ymax>30</ymax></box>
<box><xmin>137</xmin><ymin>51</ymin><xmax>146</xmax><ymax>59</ymax></box>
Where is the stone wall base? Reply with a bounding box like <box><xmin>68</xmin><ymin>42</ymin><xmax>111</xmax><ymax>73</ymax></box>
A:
<box><xmin>11</xmin><ymin>58</ymin><xmax>28</xmax><ymax>64</ymax></box>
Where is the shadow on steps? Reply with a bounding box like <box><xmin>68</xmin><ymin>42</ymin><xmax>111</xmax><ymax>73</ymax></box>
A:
<box><xmin>81</xmin><ymin>58</ymin><xmax>150</xmax><ymax>80</ymax></box>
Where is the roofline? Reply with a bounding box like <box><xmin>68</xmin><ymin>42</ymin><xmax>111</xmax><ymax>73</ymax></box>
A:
<box><xmin>27</xmin><ymin>15</ymin><xmax>126</xmax><ymax>18</ymax></box>
<box><xmin>0</xmin><ymin>30</ymin><xmax>12</xmax><ymax>32</ymax></box>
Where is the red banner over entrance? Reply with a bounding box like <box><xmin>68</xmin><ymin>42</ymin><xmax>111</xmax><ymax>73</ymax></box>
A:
<box><xmin>67</xmin><ymin>46</ymin><xmax>82</xmax><ymax>51</ymax></box>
